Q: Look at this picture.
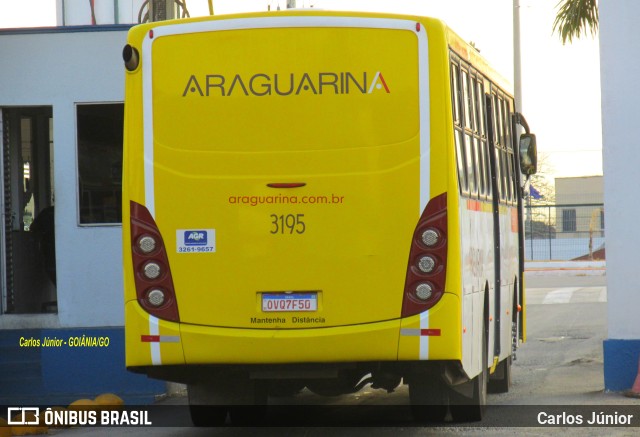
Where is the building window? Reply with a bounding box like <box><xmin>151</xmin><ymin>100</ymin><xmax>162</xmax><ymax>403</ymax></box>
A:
<box><xmin>77</xmin><ymin>103</ymin><xmax>123</xmax><ymax>225</ymax></box>
<box><xmin>562</xmin><ymin>209</ymin><xmax>577</xmax><ymax>232</ymax></box>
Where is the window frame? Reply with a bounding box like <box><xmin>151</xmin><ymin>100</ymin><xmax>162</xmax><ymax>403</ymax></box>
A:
<box><xmin>451</xmin><ymin>60</ymin><xmax>469</xmax><ymax>196</ymax></box>
<box><xmin>75</xmin><ymin>101</ymin><xmax>124</xmax><ymax>227</ymax></box>
<box><xmin>450</xmin><ymin>52</ymin><xmax>517</xmax><ymax>205</ymax></box>
<box><xmin>562</xmin><ymin>208</ymin><xmax>577</xmax><ymax>233</ymax></box>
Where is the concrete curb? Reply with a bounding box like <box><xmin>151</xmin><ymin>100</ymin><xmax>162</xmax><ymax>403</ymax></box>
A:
<box><xmin>526</xmin><ymin>261</ymin><xmax>606</xmax><ymax>269</ymax></box>
<box><xmin>525</xmin><ymin>261</ymin><xmax>606</xmax><ymax>276</ymax></box>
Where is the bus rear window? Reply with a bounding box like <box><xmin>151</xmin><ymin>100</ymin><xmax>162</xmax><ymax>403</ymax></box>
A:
<box><xmin>150</xmin><ymin>27</ymin><xmax>420</xmax><ymax>152</ymax></box>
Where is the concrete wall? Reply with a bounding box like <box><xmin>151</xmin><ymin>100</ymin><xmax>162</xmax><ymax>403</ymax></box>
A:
<box><xmin>0</xmin><ymin>26</ymin><xmax>164</xmax><ymax>403</ymax></box>
<box><xmin>599</xmin><ymin>1</ymin><xmax>640</xmax><ymax>390</ymax></box>
<box><xmin>555</xmin><ymin>176</ymin><xmax>603</xmax><ymax>204</ymax></box>
<box><xmin>554</xmin><ymin>176</ymin><xmax>604</xmax><ymax>239</ymax></box>
<box><xmin>0</xmin><ymin>27</ymin><xmax>130</xmax><ymax>327</ymax></box>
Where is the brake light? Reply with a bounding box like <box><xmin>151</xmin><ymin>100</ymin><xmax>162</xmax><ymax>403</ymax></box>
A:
<box><xmin>130</xmin><ymin>201</ymin><xmax>180</xmax><ymax>322</ymax></box>
<box><xmin>401</xmin><ymin>192</ymin><xmax>448</xmax><ymax>318</ymax></box>
<box><xmin>267</xmin><ymin>182</ymin><xmax>306</xmax><ymax>188</ymax></box>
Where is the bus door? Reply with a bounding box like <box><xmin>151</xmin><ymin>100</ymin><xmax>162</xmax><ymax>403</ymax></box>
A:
<box><xmin>484</xmin><ymin>94</ymin><xmax>501</xmax><ymax>361</ymax></box>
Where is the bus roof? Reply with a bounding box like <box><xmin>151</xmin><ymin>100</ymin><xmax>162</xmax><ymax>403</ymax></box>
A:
<box><xmin>444</xmin><ymin>23</ymin><xmax>513</xmax><ymax>93</ymax></box>
<box><xmin>128</xmin><ymin>9</ymin><xmax>513</xmax><ymax>95</ymax></box>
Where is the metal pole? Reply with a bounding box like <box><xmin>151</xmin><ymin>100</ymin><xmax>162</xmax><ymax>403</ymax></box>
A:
<box><xmin>548</xmin><ymin>205</ymin><xmax>552</xmax><ymax>260</ymax></box>
<box><xmin>113</xmin><ymin>0</ymin><xmax>119</xmax><ymax>24</ymax></box>
<box><xmin>529</xmin><ymin>197</ymin><xmax>533</xmax><ymax>260</ymax></box>
<box><xmin>513</xmin><ymin>0</ymin><xmax>523</xmax><ymax>114</ymax></box>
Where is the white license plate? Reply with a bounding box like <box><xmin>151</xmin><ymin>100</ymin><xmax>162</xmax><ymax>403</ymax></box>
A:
<box><xmin>262</xmin><ymin>293</ymin><xmax>317</xmax><ymax>312</ymax></box>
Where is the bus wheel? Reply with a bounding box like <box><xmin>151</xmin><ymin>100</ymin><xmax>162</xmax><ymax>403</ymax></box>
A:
<box><xmin>188</xmin><ymin>378</ymin><xmax>268</xmax><ymax>426</ymax></box>
<box><xmin>188</xmin><ymin>383</ymin><xmax>229</xmax><ymax>426</ymax></box>
<box><xmin>228</xmin><ymin>405</ymin><xmax>267</xmax><ymax>426</ymax></box>
<box><xmin>450</xmin><ymin>323</ymin><xmax>487</xmax><ymax>422</ymax></box>
<box><xmin>409</xmin><ymin>376</ymin><xmax>448</xmax><ymax>423</ymax></box>
<box><xmin>189</xmin><ymin>405</ymin><xmax>228</xmax><ymax>427</ymax></box>
<box><xmin>227</xmin><ymin>380</ymin><xmax>268</xmax><ymax>426</ymax></box>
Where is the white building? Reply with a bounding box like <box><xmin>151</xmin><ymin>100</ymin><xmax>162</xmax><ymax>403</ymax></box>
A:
<box><xmin>0</xmin><ymin>0</ymin><xmax>165</xmax><ymax>404</ymax></box>
<box><xmin>555</xmin><ymin>175</ymin><xmax>604</xmax><ymax>240</ymax></box>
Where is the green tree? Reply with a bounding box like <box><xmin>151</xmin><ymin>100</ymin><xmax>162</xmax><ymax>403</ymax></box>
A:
<box><xmin>552</xmin><ymin>0</ymin><xmax>599</xmax><ymax>44</ymax></box>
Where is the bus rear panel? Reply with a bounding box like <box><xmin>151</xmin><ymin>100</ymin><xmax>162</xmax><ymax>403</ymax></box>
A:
<box><xmin>123</xmin><ymin>11</ymin><xmax>528</xmax><ymax>423</ymax></box>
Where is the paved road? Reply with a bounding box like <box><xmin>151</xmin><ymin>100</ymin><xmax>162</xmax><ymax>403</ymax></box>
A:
<box><xmin>49</xmin><ymin>271</ymin><xmax>640</xmax><ymax>435</ymax></box>
<box><xmin>526</xmin><ymin>286</ymin><xmax>607</xmax><ymax>305</ymax></box>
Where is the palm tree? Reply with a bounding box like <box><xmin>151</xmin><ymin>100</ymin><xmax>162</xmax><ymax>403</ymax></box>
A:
<box><xmin>552</xmin><ymin>0</ymin><xmax>599</xmax><ymax>44</ymax></box>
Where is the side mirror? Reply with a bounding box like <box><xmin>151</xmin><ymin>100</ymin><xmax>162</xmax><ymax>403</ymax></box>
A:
<box><xmin>519</xmin><ymin>133</ymin><xmax>537</xmax><ymax>175</ymax></box>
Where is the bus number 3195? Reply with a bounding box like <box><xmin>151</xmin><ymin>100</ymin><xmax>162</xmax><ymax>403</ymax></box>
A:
<box><xmin>270</xmin><ymin>214</ymin><xmax>306</xmax><ymax>234</ymax></box>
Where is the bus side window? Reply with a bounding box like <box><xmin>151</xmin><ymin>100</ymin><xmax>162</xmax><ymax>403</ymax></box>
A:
<box><xmin>479</xmin><ymin>81</ymin><xmax>491</xmax><ymax>199</ymax></box>
<box><xmin>476</xmin><ymin>80</ymin><xmax>486</xmax><ymax>138</ymax></box>
<box><xmin>451</xmin><ymin>63</ymin><xmax>461</xmax><ymax>126</ymax></box>
<box><xmin>497</xmin><ymin>95</ymin><xmax>508</xmax><ymax>203</ymax></box>
<box><xmin>462</xmin><ymin>68</ymin><xmax>477</xmax><ymax>197</ymax></box>
<box><xmin>499</xmin><ymin>97</ymin><xmax>513</xmax><ymax>204</ymax></box>
<box><xmin>472</xmin><ymin>75</ymin><xmax>486</xmax><ymax>199</ymax></box>
<box><xmin>451</xmin><ymin>61</ymin><xmax>468</xmax><ymax>195</ymax></box>
<box><xmin>505</xmin><ymin>98</ymin><xmax>517</xmax><ymax>205</ymax></box>
<box><xmin>491</xmin><ymin>94</ymin><xmax>504</xmax><ymax>203</ymax></box>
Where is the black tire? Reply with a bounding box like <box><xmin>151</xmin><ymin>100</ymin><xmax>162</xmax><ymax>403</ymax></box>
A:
<box><xmin>409</xmin><ymin>376</ymin><xmax>448</xmax><ymax>423</ymax></box>
<box><xmin>228</xmin><ymin>405</ymin><xmax>267</xmax><ymax>426</ymax></box>
<box><xmin>450</xmin><ymin>321</ymin><xmax>488</xmax><ymax>422</ymax></box>
<box><xmin>188</xmin><ymin>378</ymin><xmax>267</xmax><ymax>426</ymax></box>
<box><xmin>228</xmin><ymin>381</ymin><xmax>268</xmax><ymax>426</ymax></box>
<box><xmin>189</xmin><ymin>405</ymin><xmax>228</xmax><ymax>427</ymax></box>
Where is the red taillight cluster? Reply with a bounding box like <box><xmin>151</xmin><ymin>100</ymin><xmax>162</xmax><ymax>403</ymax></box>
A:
<box><xmin>130</xmin><ymin>201</ymin><xmax>180</xmax><ymax>322</ymax></box>
<box><xmin>401</xmin><ymin>192</ymin><xmax>448</xmax><ymax>318</ymax></box>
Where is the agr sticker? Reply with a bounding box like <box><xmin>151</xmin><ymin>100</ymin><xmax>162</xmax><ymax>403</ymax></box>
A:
<box><xmin>176</xmin><ymin>229</ymin><xmax>216</xmax><ymax>253</ymax></box>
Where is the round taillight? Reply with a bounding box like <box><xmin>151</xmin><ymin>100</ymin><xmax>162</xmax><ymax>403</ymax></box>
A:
<box><xmin>415</xmin><ymin>283</ymin><xmax>433</xmax><ymax>301</ymax></box>
<box><xmin>421</xmin><ymin>229</ymin><xmax>439</xmax><ymax>247</ymax></box>
<box><xmin>143</xmin><ymin>262</ymin><xmax>161</xmax><ymax>280</ymax></box>
<box><xmin>146</xmin><ymin>289</ymin><xmax>165</xmax><ymax>307</ymax></box>
<box><xmin>418</xmin><ymin>256</ymin><xmax>436</xmax><ymax>273</ymax></box>
<box><xmin>138</xmin><ymin>235</ymin><xmax>157</xmax><ymax>254</ymax></box>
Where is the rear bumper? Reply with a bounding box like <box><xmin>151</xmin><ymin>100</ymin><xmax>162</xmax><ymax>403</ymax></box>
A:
<box><xmin>181</xmin><ymin>316</ymin><xmax>400</xmax><ymax>364</ymax></box>
<box><xmin>125</xmin><ymin>293</ymin><xmax>460</xmax><ymax>368</ymax></box>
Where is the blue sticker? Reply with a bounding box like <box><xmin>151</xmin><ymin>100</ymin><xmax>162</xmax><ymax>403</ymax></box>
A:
<box><xmin>184</xmin><ymin>230</ymin><xmax>208</xmax><ymax>246</ymax></box>
<box><xmin>177</xmin><ymin>229</ymin><xmax>216</xmax><ymax>253</ymax></box>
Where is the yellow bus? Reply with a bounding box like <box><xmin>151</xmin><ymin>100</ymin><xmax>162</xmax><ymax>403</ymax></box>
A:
<box><xmin>122</xmin><ymin>10</ymin><xmax>537</xmax><ymax>424</ymax></box>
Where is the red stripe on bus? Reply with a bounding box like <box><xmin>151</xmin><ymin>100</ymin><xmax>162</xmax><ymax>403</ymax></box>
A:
<box><xmin>141</xmin><ymin>335</ymin><xmax>160</xmax><ymax>342</ymax></box>
<box><xmin>420</xmin><ymin>329</ymin><xmax>441</xmax><ymax>336</ymax></box>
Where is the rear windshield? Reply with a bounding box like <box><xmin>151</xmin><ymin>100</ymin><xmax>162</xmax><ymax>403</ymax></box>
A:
<box><xmin>151</xmin><ymin>26</ymin><xmax>420</xmax><ymax>152</ymax></box>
